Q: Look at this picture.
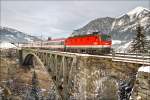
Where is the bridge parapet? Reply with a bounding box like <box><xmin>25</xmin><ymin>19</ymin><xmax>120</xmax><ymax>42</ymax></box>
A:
<box><xmin>20</xmin><ymin>49</ymin><xmax>148</xmax><ymax>100</ymax></box>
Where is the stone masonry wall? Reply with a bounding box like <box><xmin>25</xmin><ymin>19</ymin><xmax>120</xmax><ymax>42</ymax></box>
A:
<box><xmin>75</xmin><ymin>55</ymin><xmax>140</xmax><ymax>100</ymax></box>
<box><xmin>131</xmin><ymin>71</ymin><xmax>150</xmax><ymax>100</ymax></box>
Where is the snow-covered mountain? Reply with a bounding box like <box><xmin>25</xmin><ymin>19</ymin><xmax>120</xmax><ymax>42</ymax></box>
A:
<box><xmin>73</xmin><ymin>17</ymin><xmax>115</xmax><ymax>36</ymax></box>
<box><xmin>72</xmin><ymin>7</ymin><xmax>150</xmax><ymax>52</ymax></box>
<box><xmin>0</xmin><ymin>26</ymin><xmax>40</xmax><ymax>43</ymax></box>
<box><xmin>111</xmin><ymin>7</ymin><xmax>150</xmax><ymax>41</ymax></box>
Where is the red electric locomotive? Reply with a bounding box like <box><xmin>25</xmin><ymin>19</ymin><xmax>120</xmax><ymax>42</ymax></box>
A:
<box><xmin>22</xmin><ymin>32</ymin><xmax>112</xmax><ymax>54</ymax></box>
<box><xmin>65</xmin><ymin>32</ymin><xmax>112</xmax><ymax>54</ymax></box>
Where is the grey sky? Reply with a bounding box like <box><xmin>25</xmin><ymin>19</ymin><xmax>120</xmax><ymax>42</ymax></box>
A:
<box><xmin>1</xmin><ymin>0</ymin><xmax>150</xmax><ymax>39</ymax></box>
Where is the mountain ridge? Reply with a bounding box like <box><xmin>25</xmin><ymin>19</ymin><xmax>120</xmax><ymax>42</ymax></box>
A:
<box><xmin>0</xmin><ymin>26</ymin><xmax>40</xmax><ymax>43</ymax></box>
<box><xmin>72</xmin><ymin>6</ymin><xmax>150</xmax><ymax>41</ymax></box>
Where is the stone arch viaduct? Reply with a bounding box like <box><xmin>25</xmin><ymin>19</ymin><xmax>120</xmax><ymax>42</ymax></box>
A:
<box><xmin>19</xmin><ymin>49</ymin><xmax>150</xmax><ymax>100</ymax></box>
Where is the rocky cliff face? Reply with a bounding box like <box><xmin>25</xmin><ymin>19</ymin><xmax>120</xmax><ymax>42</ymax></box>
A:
<box><xmin>73</xmin><ymin>17</ymin><xmax>114</xmax><ymax>36</ymax></box>
<box><xmin>0</xmin><ymin>27</ymin><xmax>40</xmax><ymax>43</ymax></box>
<box><xmin>72</xmin><ymin>7</ymin><xmax>150</xmax><ymax>41</ymax></box>
<box><xmin>131</xmin><ymin>70</ymin><xmax>150</xmax><ymax>100</ymax></box>
<box><xmin>68</xmin><ymin>55</ymin><xmax>139</xmax><ymax>99</ymax></box>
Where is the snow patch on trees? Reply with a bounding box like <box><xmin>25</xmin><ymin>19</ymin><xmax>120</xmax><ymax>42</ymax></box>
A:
<box><xmin>138</xmin><ymin>66</ymin><xmax>150</xmax><ymax>73</ymax></box>
<box><xmin>0</xmin><ymin>42</ymin><xmax>17</xmax><ymax>49</ymax></box>
<box><xmin>116</xmin><ymin>41</ymin><xmax>132</xmax><ymax>53</ymax></box>
<box><xmin>112</xmin><ymin>40</ymin><xmax>122</xmax><ymax>45</ymax></box>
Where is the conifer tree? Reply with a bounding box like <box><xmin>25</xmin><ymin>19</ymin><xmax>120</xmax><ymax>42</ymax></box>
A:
<box><xmin>129</xmin><ymin>23</ymin><xmax>148</xmax><ymax>53</ymax></box>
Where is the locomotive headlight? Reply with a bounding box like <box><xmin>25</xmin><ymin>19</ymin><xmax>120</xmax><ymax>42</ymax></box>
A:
<box><xmin>104</xmin><ymin>43</ymin><xmax>109</xmax><ymax>45</ymax></box>
<box><xmin>93</xmin><ymin>42</ymin><xmax>98</xmax><ymax>45</ymax></box>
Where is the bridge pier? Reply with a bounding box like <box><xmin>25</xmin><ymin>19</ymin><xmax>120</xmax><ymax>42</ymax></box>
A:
<box><xmin>18</xmin><ymin>50</ymin><xmax>23</xmax><ymax>65</ymax></box>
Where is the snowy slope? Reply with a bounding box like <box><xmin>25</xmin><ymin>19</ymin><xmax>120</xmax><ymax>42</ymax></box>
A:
<box><xmin>127</xmin><ymin>7</ymin><xmax>150</xmax><ymax>20</ymax></box>
<box><xmin>138</xmin><ymin>66</ymin><xmax>150</xmax><ymax>73</ymax></box>
<box><xmin>0</xmin><ymin>42</ymin><xmax>17</xmax><ymax>49</ymax></box>
<box><xmin>0</xmin><ymin>27</ymin><xmax>40</xmax><ymax>43</ymax></box>
<box><xmin>114</xmin><ymin>41</ymin><xmax>132</xmax><ymax>53</ymax></box>
<box><xmin>110</xmin><ymin>6</ymin><xmax>150</xmax><ymax>41</ymax></box>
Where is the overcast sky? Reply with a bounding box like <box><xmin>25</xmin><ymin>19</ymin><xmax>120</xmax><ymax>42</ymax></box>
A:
<box><xmin>1</xmin><ymin>0</ymin><xmax>150</xmax><ymax>39</ymax></box>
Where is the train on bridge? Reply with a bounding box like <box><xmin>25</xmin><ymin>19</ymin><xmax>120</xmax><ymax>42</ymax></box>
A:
<box><xmin>22</xmin><ymin>32</ymin><xmax>112</xmax><ymax>54</ymax></box>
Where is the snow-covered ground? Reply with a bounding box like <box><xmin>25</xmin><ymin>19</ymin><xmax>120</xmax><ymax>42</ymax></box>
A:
<box><xmin>112</xmin><ymin>40</ymin><xmax>131</xmax><ymax>53</ymax></box>
<box><xmin>147</xmin><ymin>36</ymin><xmax>150</xmax><ymax>40</ymax></box>
<box><xmin>116</xmin><ymin>41</ymin><xmax>132</xmax><ymax>53</ymax></box>
<box><xmin>138</xmin><ymin>66</ymin><xmax>150</xmax><ymax>73</ymax></box>
<box><xmin>0</xmin><ymin>42</ymin><xmax>17</xmax><ymax>49</ymax></box>
<box><xmin>112</xmin><ymin>40</ymin><xmax>122</xmax><ymax>45</ymax></box>
<box><xmin>24</xmin><ymin>37</ymin><xmax>33</xmax><ymax>42</ymax></box>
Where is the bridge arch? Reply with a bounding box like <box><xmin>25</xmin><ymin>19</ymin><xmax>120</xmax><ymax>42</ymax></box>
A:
<box><xmin>22</xmin><ymin>52</ymin><xmax>62</xmax><ymax>99</ymax></box>
<box><xmin>22</xmin><ymin>53</ymin><xmax>35</xmax><ymax>68</ymax></box>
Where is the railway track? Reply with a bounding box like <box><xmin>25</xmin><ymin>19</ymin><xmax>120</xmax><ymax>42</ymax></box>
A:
<box><xmin>107</xmin><ymin>53</ymin><xmax>150</xmax><ymax>60</ymax></box>
<box><xmin>106</xmin><ymin>53</ymin><xmax>150</xmax><ymax>65</ymax></box>
<box><xmin>33</xmin><ymin>49</ymin><xmax>150</xmax><ymax>65</ymax></box>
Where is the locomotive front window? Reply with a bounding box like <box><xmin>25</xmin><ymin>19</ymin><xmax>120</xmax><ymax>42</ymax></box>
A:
<box><xmin>101</xmin><ymin>35</ymin><xmax>111</xmax><ymax>41</ymax></box>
